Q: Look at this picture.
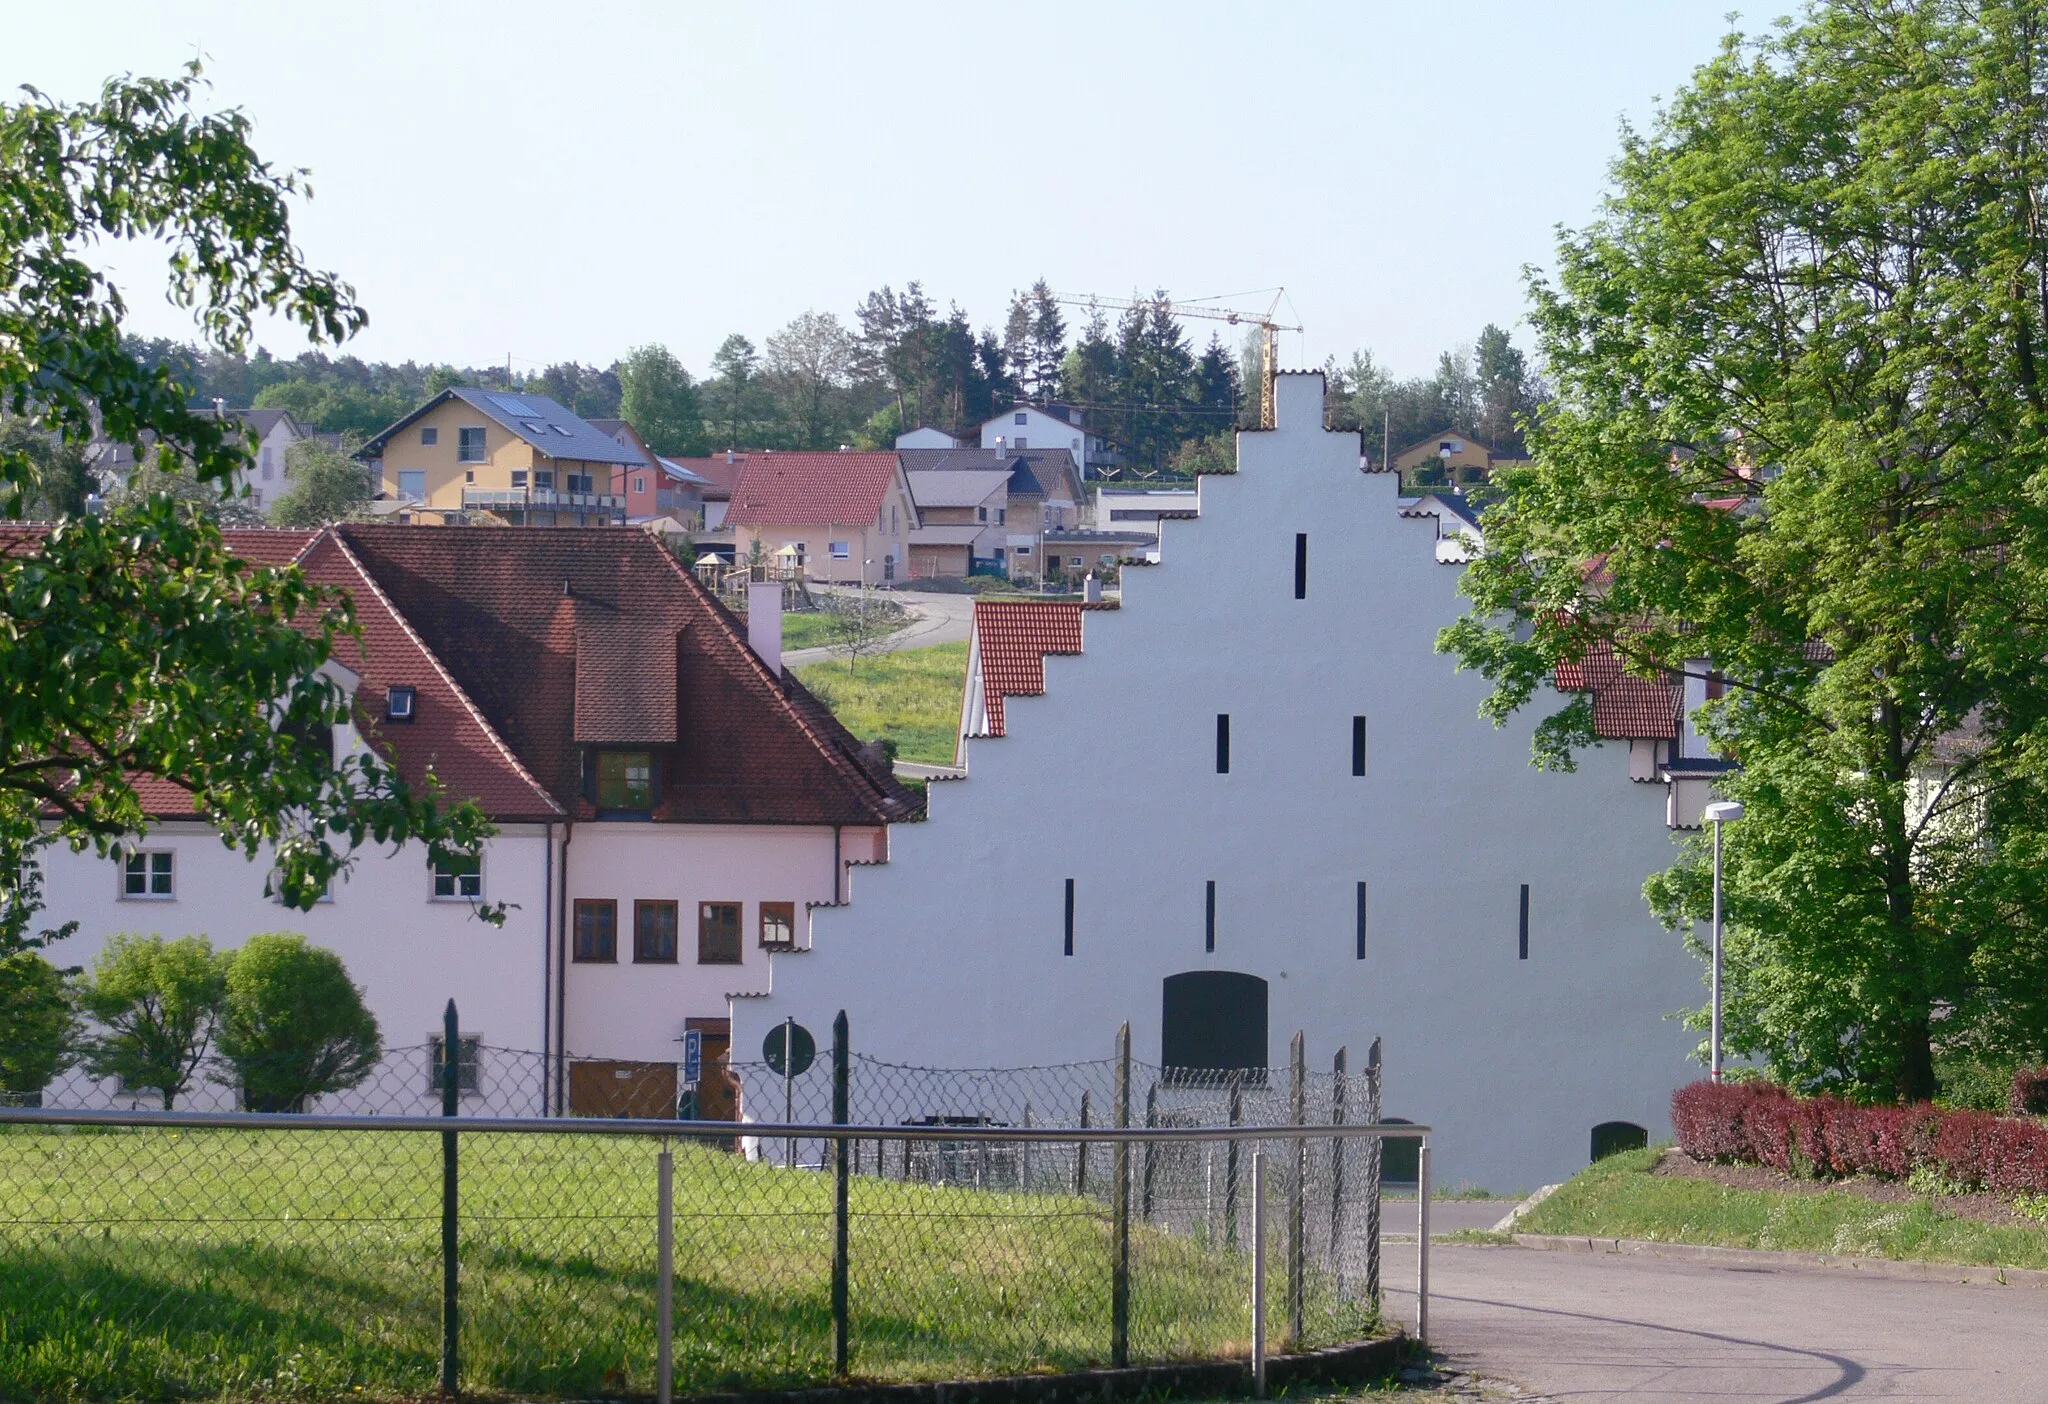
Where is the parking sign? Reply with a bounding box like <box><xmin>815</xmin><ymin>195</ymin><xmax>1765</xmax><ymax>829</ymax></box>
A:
<box><xmin>682</xmin><ymin>1028</ymin><xmax>702</xmax><ymax>1085</ymax></box>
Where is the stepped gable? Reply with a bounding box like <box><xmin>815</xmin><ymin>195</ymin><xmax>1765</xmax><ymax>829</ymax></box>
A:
<box><xmin>972</xmin><ymin>600</ymin><xmax>1083</xmax><ymax>737</ymax></box>
<box><xmin>336</xmin><ymin>525</ymin><xmax>919</xmax><ymax>825</ymax></box>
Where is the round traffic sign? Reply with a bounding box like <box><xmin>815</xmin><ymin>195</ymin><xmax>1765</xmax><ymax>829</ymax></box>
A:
<box><xmin>763</xmin><ymin>1022</ymin><xmax>816</xmax><ymax>1077</ymax></box>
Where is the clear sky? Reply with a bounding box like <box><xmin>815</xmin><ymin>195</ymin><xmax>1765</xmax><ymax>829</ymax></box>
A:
<box><xmin>5</xmin><ymin>1</ymin><xmax>1736</xmax><ymax>379</ymax></box>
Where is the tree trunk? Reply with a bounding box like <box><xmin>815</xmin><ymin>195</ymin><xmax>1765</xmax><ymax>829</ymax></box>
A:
<box><xmin>1898</xmin><ymin>1015</ymin><xmax>1937</xmax><ymax>1105</ymax></box>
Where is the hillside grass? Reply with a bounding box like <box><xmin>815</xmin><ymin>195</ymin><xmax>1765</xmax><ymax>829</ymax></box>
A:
<box><xmin>796</xmin><ymin>641</ymin><xmax>968</xmax><ymax>766</ymax></box>
<box><xmin>778</xmin><ymin>610</ymin><xmax>914</xmax><ymax>653</ymax></box>
<box><xmin>1518</xmin><ymin>1146</ymin><xmax>2048</xmax><ymax>1269</ymax></box>
<box><xmin>0</xmin><ymin>1124</ymin><xmax>1331</xmax><ymax>1401</ymax></box>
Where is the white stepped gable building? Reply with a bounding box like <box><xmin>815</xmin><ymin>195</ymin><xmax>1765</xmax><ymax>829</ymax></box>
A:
<box><xmin>740</xmin><ymin>374</ymin><xmax>1703</xmax><ymax>1191</ymax></box>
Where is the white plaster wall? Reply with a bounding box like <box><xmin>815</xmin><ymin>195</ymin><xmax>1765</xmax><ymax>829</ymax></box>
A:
<box><xmin>561</xmin><ymin>824</ymin><xmax>851</xmax><ymax>1063</ymax></box>
<box><xmin>37</xmin><ymin>823</ymin><xmax>554</xmax><ymax>1113</ymax></box>
<box><xmin>746</xmin><ymin>374</ymin><xmax>1701</xmax><ymax>1192</ymax></box>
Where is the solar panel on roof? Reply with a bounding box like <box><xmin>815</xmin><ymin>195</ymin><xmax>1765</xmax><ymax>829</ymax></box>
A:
<box><xmin>490</xmin><ymin>394</ymin><xmax>533</xmax><ymax>416</ymax></box>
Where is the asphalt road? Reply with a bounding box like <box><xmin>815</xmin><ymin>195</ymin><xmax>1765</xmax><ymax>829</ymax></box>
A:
<box><xmin>1378</xmin><ymin>1241</ymin><xmax>2048</xmax><ymax>1402</ymax></box>
<box><xmin>782</xmin><ymin>589</ymin><xmax>976</xmax><ymax>669</ymax></box>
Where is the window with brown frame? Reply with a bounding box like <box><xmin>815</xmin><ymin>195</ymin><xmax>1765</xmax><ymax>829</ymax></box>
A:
<box><xmin>697</xmin><ymin>902</ymin><xmax>741</xmax><ymax>964</ymax></box>
<box><xmin>573</xmin><ymin>899</ymin><xmax>617</xmax><ymax>962</ymax></box>
<box><xmin>759</xmin><ymin>901</ymin><xmax>796</xmax><ymax>950</ymax></box>
<box><xmin>635</xmin><ymin>900</ymin><xmax>679</xmax><ymax>963</ymax></box>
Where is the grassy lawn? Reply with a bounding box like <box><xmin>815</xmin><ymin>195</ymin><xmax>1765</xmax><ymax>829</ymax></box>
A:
<box><xmin>796</xmin><ymin>641</ymin><xmax>968</xmax><ymax>766</ymax></box>
<box><xmin>777</xmin><ymin>610</ymin><xmax>915</xmax><ymax>652</ymax></box>
<box><xmin>1517</xmin><ymin>1147</ymin><xmax>2048</xmax><ymax>1269</ymax></box>
<box><xmin>0</xmin><ymin>1125</ymin><xmax>1348</xmax><ymax>1401</ymax></box>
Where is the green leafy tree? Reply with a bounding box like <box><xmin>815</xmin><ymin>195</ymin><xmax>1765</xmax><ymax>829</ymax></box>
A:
<box><xmin>706</xmin><ymin>334</ymin><xmax>760</xmax><ymax>448</ymax></box>
<box><xmin>618</xmin><ymin>343</ymin><xmax>705</xmax><ymax>457</ymax></box>
<box><xmin>216</xmin><ymin>933</ymin><xmax>380</xmax><ymax>1112</ymax></box>
<box><xmin>765</xmin><ymin>312</ymin><xmax>854</xmax><ymax>449</ymax></box>
<box><xmin>0</xmin><ymin>65</ymin><xmax>497</xmax><ymax>956</ymax></box>
<box><xmin>268</xmin><ymin>435</ymin><xmax>373</xmax><ymax>526</ymax></box>
<box><xmin>74</xmin><ymin>934</ymin><xmax>227</xmax><ymax>1109</ymax></box>
<box><xmin>0</xmin><ymin>415</ymin><xmax>95</xmax><ymax>517</ymax></box>
<box><xmin>1442</xmin><ymin>2</ymin><xmax>2048</xmax><ymax>1103</ymax></box>
<box><xmin>0</xmin><ymin>951</ymin><xmax>74</xmax><ymax>1102</ymax></box>
<box><xmin>104</xmin><ymin>443</ymin><xmax>267</xmax><ymax>525</ymax></box>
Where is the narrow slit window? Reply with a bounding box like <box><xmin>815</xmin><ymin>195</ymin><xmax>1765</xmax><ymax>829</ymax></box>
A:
<box><xmin>1216</xmin><ymin>714</ymin><xmax>1230</xmax><ymax>774</ymax></box>
<box><xmin>1519</xmin><ymin>884</ymin><xmax>1530</xmax><ymax>960</ymax></box>
<box><xmin>1356</xmin><ymin>881</ymin><xmax>1368</xmax><ymax>960</ymax></box>
<box><xmin>1294</xmin><ymin>533</ymin><xmax>1308</xmax><ymax>599</ymax></box>
<box><xmin>1352</xmin><ymin>716</ymin><xmax>1367</xmax><ymax>776</ymax></box>
<box><xmin>1063</xmin><ymin>878</ymin><xmax>1075</xmax><ymax>956</ymax></box>
<box><xmin>1205</xmin><ymin>880</ymin><xmax>1216</xmax><ymax>953</ymax></box>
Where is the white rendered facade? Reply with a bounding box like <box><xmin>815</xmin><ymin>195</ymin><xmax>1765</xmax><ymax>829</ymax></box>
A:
<box><xmin>38</xmin><ymin>823</ymin><xmax>555</xmax><ymax>1113</ymax></box>
<box><xmin>743</xmin><ymin>374</ymin><xmax>1701</xmax><ymax>1192</ymax></box>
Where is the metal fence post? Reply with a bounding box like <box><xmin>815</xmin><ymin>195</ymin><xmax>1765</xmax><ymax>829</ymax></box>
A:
<box><xmin>1140</xmin><ymin>1083</ymin><xmax>1158</xmax><ymax>1220</ymax></box>
<box><xmin>782</xmin><ymin>1016</ymin><xmax>796</xmax><ymax>1170</ymax></box>
<box><xmin>440</xmin><ymin>998</ymin><xmax>460</xmax><ymax>1399</ymax></box>
<box><xmin>1022</xmin><ymin>1101</ymin><xmax>1034</xmax><ymax>1192</ymax></box>
<box><xmin>1364</xmin><ymin>1036</ymin><xmax>1382</xmax><ymax>1306</ymax></box>
<box><xmin>1225</xmin><ymin>1076</ymin><xmax>1242</xmax><ymax>1251</ymax></box>
<box><xmin>1287</xmin><ymin>1030</ymin><xmax>1305</xmax><ymax>1349</ymax></box>
<box><xmin>657</xmin><ymin>1141</ymin><xmax>673</xmax><ymax>1404</ymax></box>
<box><xmin>1417</xmin><ymin>1136</ymin><xmax>1431</xmax><ymax>1347</ymax></box>
<box><xmin>1076</xmin><ymin>1090</ymin><xmax>1090</xmax><ymax>1196</ymax></box>
<box><xmin>1111</xmin><ymin>1023</ymin><xmax>1130</xmax><ymax>1369</ymax></box>
<box><xmin>832</xmin><ymin>1011</ymin><xmax>850</xmax><ymax>1378</ymax></box>
<box><xmin>1250</xmin><ymin>1147</ymin><xmax>1266</xmax><ymax>1399</ymax></box>
<box><xmin>1329</xmin><ymin>1046</ymin><xmax>1347</xmax><ymax>1296</ymax></box>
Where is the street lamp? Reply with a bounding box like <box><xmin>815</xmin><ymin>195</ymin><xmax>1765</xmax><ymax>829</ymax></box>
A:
<box><xmin>1704</xmin><ymin>800</ymin><xmax>1745</xmax><ymax>1081</ymax></box>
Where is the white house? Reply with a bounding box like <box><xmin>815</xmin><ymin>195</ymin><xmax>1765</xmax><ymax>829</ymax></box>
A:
<box><xmin>895</xmin><ymin>427</ymin><xmax>960</xmax><ymax>450</ymax></box>
<box><xmin>981</xmin><ymin>403</ymin><xmax>1118</xmax><ymax>477</ymax></box>
<box><xmin>36</xmin><ymin>526</ymin><xmax>918</xmax><ymax>1118</ymax></box>
<box><xmin>88</xmin><ymin>407</ymin><xmax>314</xmax><ymax>512</ymax></box>
<box><xmin>738</xmin><ymin>373</ymin><xmax>1707</xmax><ymax>1192</ymax></box>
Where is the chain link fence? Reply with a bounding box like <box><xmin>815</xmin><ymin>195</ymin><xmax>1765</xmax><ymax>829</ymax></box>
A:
<box><xmin>0</xmin><ymin>1016</ymin><xmax>1424</xmax><ymax>1401</ymax></box>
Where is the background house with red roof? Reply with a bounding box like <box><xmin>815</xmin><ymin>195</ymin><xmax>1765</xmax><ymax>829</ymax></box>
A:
<box><xmin>723</xmin><ymin>450</ymin><xmax>920</xmax><ymax>585</ymax></box>
<box><xmin>36</xmin><ymin>526</ymin><xmax>917</xmax><ymax>1118</ymax></box>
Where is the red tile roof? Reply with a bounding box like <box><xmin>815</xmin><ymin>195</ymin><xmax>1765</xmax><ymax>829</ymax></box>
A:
<box><xmin>724</xmin><ymin>452</ymin><xmax>904</xmax><ymax>529</ymax></box>
<box><xmin>973</xmin><ymin>600</ymin><xmax>1083</xmax><ymax>737</ymax></box>
<box><xmin>83</xmin><ymin>529</ymin><xmax>562</xmax><ymax>821</ymax></box>
<box><xmin>1555</xmin><ymin>638</ymin><xmax>1680</xmax><ymax>740</ymax></box>
<box><xmin>336</xmin><ymin>525</ymin><xmax>918</xmax><ymax>825</ymax></box>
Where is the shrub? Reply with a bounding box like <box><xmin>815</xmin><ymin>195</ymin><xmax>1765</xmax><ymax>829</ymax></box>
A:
<box><xmin>0</xmin><ymin>952</ymin><xmax>74</xmax><ymax>1103</ymax></box>
<box><xmin>74</xmin><ymin>934</ymin><xmax>228</xmax><ymax>1109</ymax></box>
<box><xmin>2012</xmin><ymin>1067</ymin><xmax>2048</xmax><ymax>1117</ymax></box>
<box><xmin>216</xmin><ymin>934</ymin><xmax>381</xmax><ymax>1113</ymax></box>
<box><xmin>1670</xmin><ymin>1080</ymin><xmax>2048</xmax><ymax>1194</ymax></box>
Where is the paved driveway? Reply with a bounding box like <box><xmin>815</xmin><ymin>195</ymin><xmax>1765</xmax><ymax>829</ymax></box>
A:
<box><xmin>782</xmin><ymin>589</ymin><xmax>976</xmax><ymax>668</ymax></box>
<box><xmin>1378</xmin><ymin>1242</ymin><xmax>2048</xmax><ymax>1402</ymax></box>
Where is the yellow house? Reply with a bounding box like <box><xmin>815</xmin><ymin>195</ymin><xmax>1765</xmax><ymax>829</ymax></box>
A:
<box><xmin>1390</xmin><ymin>429</ymin><xmax>1527</xmax><ymax>488</ymax></box>
<box><xmin>357</xmin><ymin>387</ymin><xmax>644</xmax><ymax>526</ymax></box>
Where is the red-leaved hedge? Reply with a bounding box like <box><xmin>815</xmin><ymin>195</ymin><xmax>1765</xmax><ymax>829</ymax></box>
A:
<box><xmin>1670</xmin><ymin>1080</ymin><xmax>2048</xmax><ymax>1193</ymax></box>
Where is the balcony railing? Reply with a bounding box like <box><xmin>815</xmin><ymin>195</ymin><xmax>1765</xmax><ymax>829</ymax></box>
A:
<box><xmin>462</xmin><ymin>488</ymin><xmax>625</xmax><ymax>515</ymax></box>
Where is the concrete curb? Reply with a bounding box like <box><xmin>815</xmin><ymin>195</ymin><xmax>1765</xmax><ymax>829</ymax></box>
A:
<box><xmin>682</xmin><ymin>1333</ymin><xmax>1407</xmax><ymax>1404</ymax></box>
<box><xmin>1510</xmin><ymin>1233</ymin><xmax>2048</xmax><ymax>1288</ymax></box>
<box><xmin>1491</xmin><ymin>1183</ymin><xmax>1561</xmax><ymax>1233</ymax></box>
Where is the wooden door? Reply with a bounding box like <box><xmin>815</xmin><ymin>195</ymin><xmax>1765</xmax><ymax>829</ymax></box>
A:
<box><xmin>686</xmin><ymin>1017</ymin><xmax>737</xmax><ymax>1122</ymax></box>
<box><xmin>567</xmin><ymin>1059</ymin><xmax>678</xmax><ymax>1118</ymax></box>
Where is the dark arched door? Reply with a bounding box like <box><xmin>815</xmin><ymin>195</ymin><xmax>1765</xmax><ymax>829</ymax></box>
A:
<box><xmin>1161</xmin><ymin>971</ymin><xmax>1269</xmax><ymax>1086</ymax></box>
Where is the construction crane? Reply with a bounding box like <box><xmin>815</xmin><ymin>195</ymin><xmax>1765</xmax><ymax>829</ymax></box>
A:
<box><xmin>1051</xmin><ymin>289</ymin><xmax>1302</xmax><ymax>429</ymax></box>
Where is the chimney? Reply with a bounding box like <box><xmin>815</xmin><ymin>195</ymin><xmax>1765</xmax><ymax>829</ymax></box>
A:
<box><xmin>995</xmin><ymin>436</ymin><xmax>1007</xmax><ymax>452</ymax></box>
<box><xmin>1083</xmin><ymin>573</ymin><xmax>1102</xmax><ymax>603</ymax></box>
<box><xmin>747</xmin><ymin>580</ymin><xmax>784</xmax><ymax>677</ymax></box>
<box><xmin>726</xmin><ymin>449</ymin><xmax>736</xmax><ymax>464</ymax></box>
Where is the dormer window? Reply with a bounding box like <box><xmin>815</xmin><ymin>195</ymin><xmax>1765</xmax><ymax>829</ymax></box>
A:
<box><xmin>597</xmin><ymin>750</ymin><xmax>654</xmax><ymax>812</ymax></box>
<box><xmin>386</xmin><ymin>686</ymin><xmax>417</xmax><ymax>723</ymax></box>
